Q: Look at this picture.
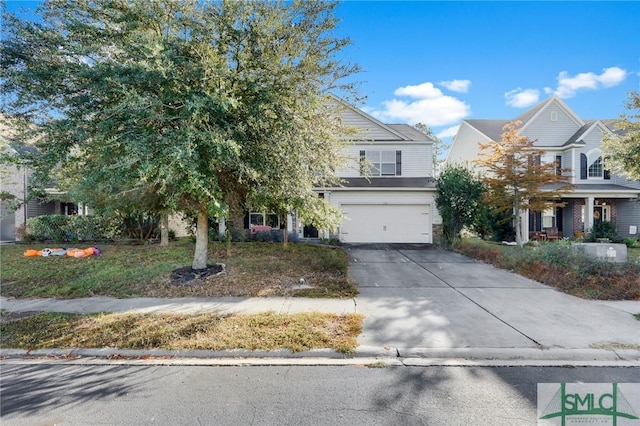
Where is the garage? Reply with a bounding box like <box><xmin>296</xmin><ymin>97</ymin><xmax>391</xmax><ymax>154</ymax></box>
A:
<box><xmin>339</xmin><ymin>203</ymin><xmax>431</xmax><ymax>243</ymax></box>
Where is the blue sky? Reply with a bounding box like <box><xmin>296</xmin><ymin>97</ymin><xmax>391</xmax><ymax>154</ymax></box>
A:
<box><xmin>334</xmin><ymin>1</ymin><xmax>640</xmax><ymax>140</ymax></box>
<box><xmin>5</xmin><ymin>1</ymin><xmax>639</xmax><ymax>142</ymax></box>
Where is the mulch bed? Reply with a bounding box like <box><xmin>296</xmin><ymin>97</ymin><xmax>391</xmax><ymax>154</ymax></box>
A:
<box><xmin>170</xmin><ymin>264</ymin><xmax>225</xmax><ymax>285</ymax></box>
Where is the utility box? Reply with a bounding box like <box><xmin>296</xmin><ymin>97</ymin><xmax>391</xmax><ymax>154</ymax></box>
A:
<box><xmin>571</xmin><ymin>243</ymin><xmax>628</xmax><ymax>263</ymax></box>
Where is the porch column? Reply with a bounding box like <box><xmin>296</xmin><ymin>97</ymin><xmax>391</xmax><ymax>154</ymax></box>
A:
<box><xmin>522</xmin><ymin>209</ymin><xmax>530</xmax><ymax>242</ymax></box>
<box><xmin>585</xmin><ymin>196</ymin><xmax>595</xmax><ymax>231</ymax></box>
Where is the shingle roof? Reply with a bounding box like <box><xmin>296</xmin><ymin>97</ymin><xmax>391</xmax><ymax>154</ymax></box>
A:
<box><xmin>331</xmin><ymin>177</ymin><xmax>436</xmax><ymax>189</ymax></box>
<box><xmin>386</xmin><ymin>124</ymin><xmax>432</xmax><ymax>142</ymax></box>
<box><xmin>464</xmin><ymin>119</ymin><xmax>509</xmax><ymax>141</ymax></box>
<box><xmin>543</xmin><ymin>183</ymin><xmax>640</xmax><ymax>193</ymax></box>
<box><xmin>571</xmin><ymin>183</ymin><xmax>640</xmax><ymax>192</ymax></box>
<box><xmin>562</xmin><ymin>121</ymin><xmax>594</xmax><ymax>146</ymax></box>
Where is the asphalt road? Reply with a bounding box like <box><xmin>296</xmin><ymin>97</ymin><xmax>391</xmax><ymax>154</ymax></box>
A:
<box><xmin>1</xmin><ymin>363</ymin><xmax>638</xmax><ymax>425</ymax></box>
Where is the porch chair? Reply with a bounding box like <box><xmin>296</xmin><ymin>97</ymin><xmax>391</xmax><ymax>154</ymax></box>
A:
<box><xmin>544</xmin><ymin>227</ymin><xmax>562</xmax><ymax>240</ymax></box>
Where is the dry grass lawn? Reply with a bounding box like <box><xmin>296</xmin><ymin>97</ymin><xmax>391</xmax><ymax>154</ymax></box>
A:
<box><xmin>0</xmin><ymin>311</ymin><xmax>364</xmax><ymax>354</ymax></box>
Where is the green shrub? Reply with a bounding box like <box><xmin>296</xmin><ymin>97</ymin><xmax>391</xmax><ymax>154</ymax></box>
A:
<box><xmin>624</xmin><ymin>237</ymin><xmax>640</xmax><ymax>248</ymax></box>
<box><xmin>26</xmin><ymin>215</ymin><xmax>69</xmax><ymax>242</ymax></box>
<box><xmin>587</xmin><ymin>221</ymin><xmax>621</xmax><ymax>242</ymax></box>
<box><xmin>25</xmin><ymin>215</ymin><xmax>123</xmax><ymax>242</ymax></box>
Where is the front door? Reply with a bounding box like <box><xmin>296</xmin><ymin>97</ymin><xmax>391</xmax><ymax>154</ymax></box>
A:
<box><xmin>303</xmin><ymin>224</ymin><xmax>319</xmax><ymax>238</ymax></box>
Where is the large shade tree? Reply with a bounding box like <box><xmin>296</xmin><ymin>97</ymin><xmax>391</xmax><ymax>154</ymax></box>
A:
<box><xmin>475</xmin><ymin>121</ymin><xmax>573</xmax><ymax>247</ymax></box>
<box><xmin>1</xmin><ymin>0</ymin><xmax>359</xmax><ymax>269</ymax></box>
<box><xmin>602</xmin><ymin>91</ymin><xmax>640</xmax><ymax>180</ymax></box>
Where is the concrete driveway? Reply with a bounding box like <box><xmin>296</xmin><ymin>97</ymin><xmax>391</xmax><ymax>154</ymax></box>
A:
<box><xmin>347</xmin><ymin>245</ymin><xmax>640</xmax><ymax>357</ymax></box>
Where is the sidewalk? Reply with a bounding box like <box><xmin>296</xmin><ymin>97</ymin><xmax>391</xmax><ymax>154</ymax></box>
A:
<box><xmin>1</xmin><ymin>246</ymin><xmax>640</xmax><ymax>366</ymax></box>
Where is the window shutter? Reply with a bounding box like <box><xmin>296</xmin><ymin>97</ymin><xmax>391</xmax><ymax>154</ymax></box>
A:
<box><xmin>580</xmin><ymin>153</ymin><xmax>587</xmax><ymax>180</ymax></box>
<box><xmin>359</xmin><ymin>150</ymin><xmax>365</xmax><ymax>176</ymax></box>
<box><xmin>604</xmin><ymin>169</ymin><xmax>611</xmax><ymax>180</ymax></box>
<box><xmin>395</xmin><ymin>150</ymin><xmax>402</xmax><ymax>176</ymax></box>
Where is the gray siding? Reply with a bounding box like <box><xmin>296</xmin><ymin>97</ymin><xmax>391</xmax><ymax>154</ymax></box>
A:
<box><xmin>615</xmin><ymin>200</ymin><xmax>640</xmax><ymax>238</ymax></box>
<box><xmin>580</xmin><ymin>126</ymin><xmax>605</xmax><ymax>153</ymax></box>
<box><xmin>612</xmin><ymin>174</ymin><xmax>640</xmax><ymax>190</ymax></box>
<box><xmin>26</xmin><ymin>198</ymin><xmax>57</xmax><ymax>217</ymax></box>
<box><xmin>523</xmin><ymin>102</ymin><xmax>582</xmax><ymax>147</ymax></box>
<box><xmin>563</xmin><ymin>202</ymin><xmax>575</xmax><ymax>237</ymax></box>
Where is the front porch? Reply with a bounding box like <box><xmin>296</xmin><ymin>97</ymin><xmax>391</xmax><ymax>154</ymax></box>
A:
<box><xmin>526</xmin><ymin>194</ymin><xmax>640</xmax><ymax>242</ymax></box>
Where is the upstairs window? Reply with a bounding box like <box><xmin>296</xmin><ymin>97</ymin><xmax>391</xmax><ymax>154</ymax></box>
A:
<box><xmin>360</xmin><ymin>150</ymin><xmax>402</xmax><ymax>176</ymax></box>
<box><xmin>588</xmin><ymin>156</ymin><xmax>603</xmax><ymax>178</ymax></box>
<box><xmin>581</xmin><ymin>149</ymin><xmax>610</xmax><ymax>180</ymax></box>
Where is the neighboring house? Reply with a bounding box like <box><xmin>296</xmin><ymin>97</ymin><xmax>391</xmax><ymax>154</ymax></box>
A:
<box><xmin>447</xmin><ymin>95</ymin><xmax>640</xmax><ymax>241</ymax></box>
<box><xmin>0</xmin><ymin>115</ymin><xmax>81</xmax><ymax>242</ymax></box>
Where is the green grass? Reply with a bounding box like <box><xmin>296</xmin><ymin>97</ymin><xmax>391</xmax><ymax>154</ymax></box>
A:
<box><xmin>0</xmin><ymin>240</ymin><xmax>356</xmax><ymax>299</ymax></box>
<box><xmin>0</xmin><ymin>311</ymin><xmax>364</xmax><ymax>353</ymax></box>
<box><xmin>628</xmin><ymin>247</ymin><xmax>640</xmax><ymax>264</ymax></box>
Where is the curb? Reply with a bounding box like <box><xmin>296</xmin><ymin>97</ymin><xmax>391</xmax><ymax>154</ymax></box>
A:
<box><xmin>2</xmin><ymin>346</ymin><xmax>639</xmax><ymax>367</ymax></box>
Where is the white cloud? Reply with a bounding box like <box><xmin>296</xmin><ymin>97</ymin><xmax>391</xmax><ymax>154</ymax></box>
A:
<box><xmin>550</xmin><ymin>67</ymin><xmax>627</xmax><ymax>98</ymax></box>
<box><xmin>394</xmin><ymin>82</ymin><xmax>443</xmax><ymax>99</ymax></box>
<box><xmin>436</xmin><ymin>125</ymin><xmax>460</xmax><ymax>139</ymax></box>
<box><xmin>598</xmin><ymin>67</ymin><xmax>627</xmax><ymax>87</ymax></box>
<box><xmin>439</xmin><ymin>79</ymin><xmax>471</xmax><ymax>93</ymax></box>
<box><xmin>505</xmin><ymin>88</ymin><xmax>540</xmax><ymax>108</ymax></box>
<box><xmin>369</xmin><ymin>82</ymin><xmax>471</xmax><ymax>127</ymax></box>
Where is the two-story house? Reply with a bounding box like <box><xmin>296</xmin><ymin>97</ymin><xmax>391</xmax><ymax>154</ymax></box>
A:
<box><xmin>447</xmin><ymin>95</ymin><xmax>640</xmax><ymax>242</ymax></box>
<box><xmin>311</xmin><ymin>98</ymin><xmax>440</xmax><ymax>244</ymax></box>
<box><xmin>240</xmin><ymin>97</ymin><xmax>441</xmax><ymax>244</ymax></box>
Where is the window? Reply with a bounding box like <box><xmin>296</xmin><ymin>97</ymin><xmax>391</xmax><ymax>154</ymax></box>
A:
<box><xmin>542</xmin><ymin>208</ymin><xmax>556</xmax><ymax>228</ymax></box>
<box><xmin>555</xmin><ymin>155</ymin><xmax>562</xmax><ymax>176</ymax></box>
<box><xmin>550</xmin><ymin>111</ymin><xmax>558</xmax><ymax>122</ymax></box>
<box><xmin>249</xmin><ymin>212</ymin><xmax>280</xmax><ymax>228</ymax></box>
<box><xmin>588</xmin><ymin>156</ymin><xmax>603</xmax><ymax>178</ymax></box>
<box><xmin>584</xmin><ymin>149</ymin><xmax>608</xmax><ymax>180</ymax></box>
<box><xmin>250</xmin><ymin>213</ymin><xmax>265</xmax><ymax>227</ymax></box>
<box><xmin>360</xmin><ymin>150</ymin><xmax>401</xmax><ymax>176</ymax></box>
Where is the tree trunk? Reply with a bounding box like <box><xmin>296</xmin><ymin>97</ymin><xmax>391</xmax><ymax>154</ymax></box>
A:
<box><xmin>160</xmin><ymin>213</ymin><xmax>169</xmax><ymax>247</ymax></box>
<box><xmin>226</xmin><ymin>226</ymin><xmax>232</xmax><ymax>258</ymax></box>
<box><xmin>192</xmin><ymin>209</ymin><xmax>208</xmax><ymax>270</ymax></box>
<box><xmin>514</xmin><ymin>200</ymin><xmax>523</xmax><ymax>248</ymax></box>
<box><xmin>282</xmin><ymin>217</ymin><xmax>289</xmax><ymax>248</ymax></box>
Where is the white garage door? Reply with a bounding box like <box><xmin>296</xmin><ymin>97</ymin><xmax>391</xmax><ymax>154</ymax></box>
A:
<box><xmin>340</xmin><ymin>204</ymin><xmax>431</xmax><ymax>243</ymax></box>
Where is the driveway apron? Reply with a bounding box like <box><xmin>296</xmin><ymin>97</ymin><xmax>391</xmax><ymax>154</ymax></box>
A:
<box><xmin>346</xmin><ymin>246</ymin><xmax>640</xmax><ymax>351</ymax></box>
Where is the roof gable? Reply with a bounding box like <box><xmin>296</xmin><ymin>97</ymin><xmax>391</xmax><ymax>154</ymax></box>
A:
<box><xmin>520</xmin><ymin>95</ymin><xmax>584</xmax><ymax>133</ymax></box>
<box><xmin>329</xmin><ymin>95</ymin><xmax>417</xmax><ymax>142</ymax></box>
